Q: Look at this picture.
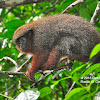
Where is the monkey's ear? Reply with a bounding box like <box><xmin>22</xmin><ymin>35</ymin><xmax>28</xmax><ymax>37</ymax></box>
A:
<box><xmin>27</xmin><ymin>29</ymin><xmax>34</xmax><ymax>37</ymax></box>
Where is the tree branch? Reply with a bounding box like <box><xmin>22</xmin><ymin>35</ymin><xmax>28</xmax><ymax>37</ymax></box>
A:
<box><xmin>0</xmin><ymin>64</ymin><xmax>70</xmax><ymax>80</ymax></box>
<box><xmin>15</xmin><ymin>57</ymin><xmax>32</xmax><ymax>72</ymax></box>
<box><xmin>65</xmin><ymin>81</ymin><xmax>76</xmax><ymax>97</ymax></box>
<box><xmin>90</xmin><ymin>1</ymin><xmax>100</xmax><ymax>26</ymax></box>
<box><xmin>0</xmin><ymin>56</ymin><xmax>18</xmax><ymax>69</ymax></box>
<box><xmin>0</xmin><ymin>55</ymin><xmax>72</xmax><ymax>82</ymax></box>
<box><xmin>0</xmin><ymin>56</ymin><xmax>31</xmax><ymax>75</ymax></box>
<box><xmin>62</xmin><ymin>0</ymin><xmax>87</xmax><ymax>14</ymax></box>
<box><xmin>0</xmin><ymin>0</ymin><xmax>51</xmax><ymax>8</ymax></box>
<box><xmin>0</xmin><ymin>71</ymin><xmax>25</xmax><ymax>75</ymax></box>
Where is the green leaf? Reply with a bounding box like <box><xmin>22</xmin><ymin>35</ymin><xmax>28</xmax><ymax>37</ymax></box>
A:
<box><xmin>86</xmin><ymin>0</ymin><xmax>97</xmax><ymax>13</ymax></box>
<box><xmin>90</xmin><ymin>43</ymin><xmax>100</xmax><ymax>59</ymax></box>
<box><xmin>82</xmin><ymin>63</ymin><xmax>100</xmax><ymax>77</ymax></box>
<box><xmin>5</xmin><ymin>19</ymin><xmax>25</xmax><ymax>30</ymax></box>
<box><xmin>39</xmin><ymin>87</ymin><xmax>53</xmax><ymax>98</ymax></box>
<box><xmin>0</xmin><ymin>93</ymin><xmax>14</xmax><ymax>100</ymax></box>
<box><xmin>1</xmin><ymin>19</ymin><xmax>25</xmax><ymax>39</ymax></box>
<box><xmin>71</xmin><ymin>64</ymin><xmax>86</xmax><ymax>75</ymax></box>
<box><xmin>53</xmin><ymin>76</ymin><xmax>71</xmax><ymax>86</ymax></box>
<box><xmin>80</xmin><ymin>94</ymin><xmax>92</xmax><ymax>100</ymax></box>
<box><xmin>1</xmin><ymin>9</ymin><xmax>6</xmax><ymax>17</ymax></box>
<box><xmin>1</xmin><ymin>30</ymin><xmax>14</xmax><ymax>39</ymax></box>
<box><xmin>79</xmin><ymin>4</ymin><xmax>91</xmax><ymax>21</ymax></box>
<box><xmin>64</xmin><ymin>88</ymin><xmax>86</xmax><ymax>100</ymax></box>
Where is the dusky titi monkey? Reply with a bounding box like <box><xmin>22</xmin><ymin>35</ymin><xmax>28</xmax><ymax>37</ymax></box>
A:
<box><xmin>13</xmin><ymin>14</ymin><xmax>100</xmax><ymax>80</ymax></box>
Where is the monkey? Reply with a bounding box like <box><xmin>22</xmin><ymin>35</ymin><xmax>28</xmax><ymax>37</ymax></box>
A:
<box><xmin>13</xmin><ymin>14</ymin><xmax>100</xmax><ymax>80</ymax></box>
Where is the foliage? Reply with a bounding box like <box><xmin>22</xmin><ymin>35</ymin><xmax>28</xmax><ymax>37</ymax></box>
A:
<box><xmin>0</xmin><ymin>0</ymin><xmax>100</xmax><ymax>100</ymax></box>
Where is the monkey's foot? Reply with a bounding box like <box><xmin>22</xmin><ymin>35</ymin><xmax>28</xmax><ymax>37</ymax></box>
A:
<box><xmin>26</xmin><ymin>69</ymin><xmax>35</xmax><ymax>81</ymax></box>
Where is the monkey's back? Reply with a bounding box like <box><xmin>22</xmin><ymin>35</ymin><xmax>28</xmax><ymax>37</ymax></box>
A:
<box><xmin>33</xmin><ymin>14</ymin><xmax>100</xmax><ymax>57</ymax></box>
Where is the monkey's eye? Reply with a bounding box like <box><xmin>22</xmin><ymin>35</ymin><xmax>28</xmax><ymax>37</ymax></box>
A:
<box><xmin>20</xmin><ymin>36</ymin><xmax>27</xmax><ymax>43</ymax></box>
<box><xmin>27</xmin><ymin>29</ymin><xmax>33</xmax><ymax>37</ymax></box>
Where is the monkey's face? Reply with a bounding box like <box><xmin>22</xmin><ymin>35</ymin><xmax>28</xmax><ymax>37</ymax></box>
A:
<box><xmin>13</xmin><ymin>27</ymin><xmax>34</xmax><ymax>53</ymax></box>
<box><xmin>15</xmin><ymin>35</ymin><xmax>27</xmax><ymax>50</ymax></box>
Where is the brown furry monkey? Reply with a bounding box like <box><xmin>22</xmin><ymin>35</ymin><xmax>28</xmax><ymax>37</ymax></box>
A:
<box><xmin>13</xmin><ymin>14</ymin><xmax>100</xmax><ymax>80</ymax></box>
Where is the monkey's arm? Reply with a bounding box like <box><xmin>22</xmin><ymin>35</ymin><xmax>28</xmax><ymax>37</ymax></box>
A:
<box><xmin>42</xmin><ymin>46</ymin><xmax>61</xmax><ymax>70</ymax></box>
<box><xmin>26</xmin><ymin>51</ymin><xmax>49</xmax><ymax>80</ymax></box>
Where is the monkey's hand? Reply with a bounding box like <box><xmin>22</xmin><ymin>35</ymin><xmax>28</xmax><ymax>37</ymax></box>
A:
<box><xmin>25</xmin><ymin>52</ymin><xmax>50</xmax><ymax>81</ymax></box>
<box><xmin>26</xmin><ymin>69</ymin><xmax>35</xmax><ymax>81</ymax></box>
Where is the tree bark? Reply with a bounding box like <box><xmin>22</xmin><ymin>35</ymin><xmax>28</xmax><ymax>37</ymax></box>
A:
<box><xmin>0</xmin><ymin>0</ymin><xmax>51</xmax><ymax>8</ymax></box>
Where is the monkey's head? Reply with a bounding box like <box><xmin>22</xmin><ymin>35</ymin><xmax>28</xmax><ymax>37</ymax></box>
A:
<box><xmin>13</xmin><ymin>23</ymin><xmax>34</xmax><ymax>54</ymax></box>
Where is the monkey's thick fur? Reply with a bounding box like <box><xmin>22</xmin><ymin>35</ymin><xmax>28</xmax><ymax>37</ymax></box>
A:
<box><xmin>13</xmin><ymin>14</ymin><xmax>100</xmax><ymax>80</ymax></box>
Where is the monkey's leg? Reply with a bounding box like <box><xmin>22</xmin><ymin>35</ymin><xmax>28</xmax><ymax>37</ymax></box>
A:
<box><xmin>26</xmin><ymin>51</ymin><xmax>49</xmax><ymax>80</ymax></box>
<box><xmin>42</xmin><ymin>46</ymin><xmax>61</xmax><ymax>70</ymax></box>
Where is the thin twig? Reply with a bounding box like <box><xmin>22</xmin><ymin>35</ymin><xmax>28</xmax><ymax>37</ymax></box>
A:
<box><xmin>62</xmin><ymin>0</ymin><xmax>86</xmax><ymax>14</ymax></box>
<box><xmin>15</xmin><ymin>57</ymin><xmax>32</xmax><ymax>72</ymax></box>
<box><xmin>0</xmin><ymin>56</ymin><xmax>32</xmax><ymax>76</ymax></box>
<box><xmin>90</xmin><ymin>1</ymin><xmax>100</xmax><ymax>25</ymax></box>
<box><xmin>0</xmin><ymin>71</ymin><xmax>25</xmax><ymax>75</ymax></box>
<box><xmin>65</xmin><ymin>81</ymin><xmax>76</xmax><ymax>97</ymax></box>
<box><xmin>0</xmin><ymin>56</ymin><xmax>18</xmax><ymax>69</ymax></box>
